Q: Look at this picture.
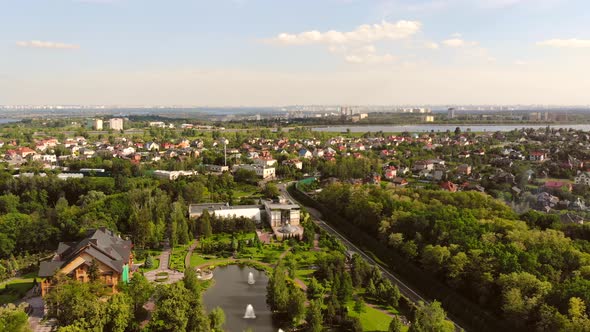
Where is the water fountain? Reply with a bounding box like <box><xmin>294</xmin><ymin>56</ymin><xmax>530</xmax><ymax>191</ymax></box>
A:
<box><xmin>248</xmin><ymin>272</ymin><xmax>255</xmax><ymax>285</ymax></box>
<box><xmin>244</xmin><ymin>304</ymin><xmax>256</xmax><ymax>319</ymax></box>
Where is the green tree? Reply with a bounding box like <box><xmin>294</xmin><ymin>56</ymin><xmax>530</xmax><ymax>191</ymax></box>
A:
<box><xmin>44</xmin><ymin>280</ymin><xmax>106</xmax><ymax>329</ymax></box>
<box><xmin>209</xmin><ymin>307</ymin><xmax>226</xmax><ymax>332</ymax></box>
<box><xmin>263</xmin><ymin>183</ymin><xmax>280</xmax><ymax>199</ymax></box>
<box><xmin>366</xmin><ymin>278</ymin><xmax>377</xmax><ymax>298</ymax></box>
<box><xmin>307</xmin><ymin>277</ymin><xmax>324</xmax><ymax>300</ymax></box>
<box><xmin>288</xmin><ymin>289</ymin><xmax>307</xmax><ymax>325</ymax></box>
<box><xmin>267</xmin><ymin>263</ymin><xmax>290</xmax><ymax>312</ymax></box>
<box><xmin>354</xmin><ymin>297</ymin><xmax>365</xmax><ymax>314</ymax></box>
<box><xmin>409</xmin><ymin>301</ymin><xmax>454</xmax><ymax>332</ymax></box>
<box><xmin>0</xmin><ymin>303</ymin><xmax>31</xmax><ymax>332</ymax></box>
<box><xmin>420</xmin><ymin>245</ymin><xmax>451</xmax><ymax>274</ymax></box>
<box><xmin>0</xmin><ymin>194</ymin><xmax>20</xmax><ymax>214</ymax></box>
<box><xmin>199</xmin><ymin>210</ymin><xmax>213</xmax><ymax>238</ymax></box>
<box><xmin>125</xmin><ymin>273</ymin><xmax>153</xmax><ymax>317</ymax></box>
<box><xmin>171</xmin><ymin>202</ymin><xmax>190</xmax><ymax>245</ymax></box>
<box><xmin>144</xmin><ymin>255</ymin><xmax>155</xmax><ymax>269</ymax></box>
<box><xmin>347</xmin><ymin>316</ymin><xmax>363</xmax><ymax>332</ymax></box>
<box><xmin>183</xmin><ymin>266</ymin><xmax>200</xmax><ymax>295</ymax></box>
<box><xmin>149</xmin><ymin>283</ymin><xmax>190</xmax><ymax>332</ymax></box>
<box><xmin>388</xmin><ymin>315</ymin><xmax>404</xmax><ymax>332</ymax></box>
<box><xmin>498</xmin><ymin>272</ymin><xmax>552</xmax><ymax>321</ymax></box>
<box><xmin>306</xmin><ymin>299</ymin><xmax>323</xmax><ymax>332</ymax></box>
<box><xmin>104</xmin><ymin>293</ymin><xmax>132</xmax><ymax>332</ymax></box>
<box><xmin>87</xmin><ymin>259</ymin><xmax>100</xmax><ymax>282</ymax></box>
<box><xmin>338</xmin><ymin>273</ymin><xmax>353</xmax><ymax>303</ymax></box>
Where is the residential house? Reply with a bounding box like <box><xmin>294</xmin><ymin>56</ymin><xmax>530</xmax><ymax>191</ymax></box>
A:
<box><xmin>153</xmin><ymin>170</ymin><xmax>198</xmax><ymax>180</ymax></box>
<box><xmin>384</xmin><ymin>166</ymin><xmax>397</xmax><ymax>180</ymax></box>
<box><xmin>145</xmin><ymin>142</ymin><xmax>160</xmax><ymax>151</ymax></box>
<box><xmin>365</xmin><ymin>172</ymin><xmax>381</xmax><ymax>185</ymax></box>
<box><xmin>205</xmin><ymin>164</ymin><xmax>230</xmax><ymax>173</ymax></box>
<box><xmin>575</xmin><ymin>172</ymin><xmax>590</xmax><ymax>186</ymax></box>
<box><xmin>413</xmin><ymin>160</ymin><xmax>434</xmax><ymax>172</ymax></box>
<box><xmin>440</xmin><ymin>181</ymin><xmax>458</xmax><ymax>192</ymax></box>
<box><xmin>38</xmin><ymin>228</ymin><xmax>133</xmax><ymax>296</ymax></box>
<box><xmin>458</xmin><ymin>151</ymin><xmax>471</xmax><ymax>158</ymax></box>
<box><xmin>530</xmin><ymin>151</ymin><xmax>547</xmax><ymax>162</ymax></box>
<box><xmin>233</xmin><ymin>164</ymin><xmax>275</xmax><ymax>179</ymax></box>
<box><xmin>457</xmin><ymin>164</ymin><xmax>472</xmax><ymax>176</ymax></box>
<box><xmin>537</xmin><ymin>192</ymin><xmax>560</xmax><ymax>211</ymax></box>
<box><xmin>299</xmin><ymin>149</ymin><xmax>312</xmax><ymax>159</ymax></box>
<box><xmin>254</xmin><ymin>156</ymin><xmax>277</xmax><ymax>167</ymax></box>
<box><xmin>392</xmin><ymin>177</ymin><xmax>408</xmax><ymax>187</ymax></box>
<box><xmin>432</xmin><ymin>167</ymin><xmax>446</xmax><ymax>181</ymax></box>
<box><xmin>282</xmin><ymin>159</ymin><xmax>303</xmax><ymax>170</ymax></box>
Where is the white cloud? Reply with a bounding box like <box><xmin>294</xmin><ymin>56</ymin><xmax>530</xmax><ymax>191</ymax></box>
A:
<box><xmin>537</xmin><ymin>38</ymin><xmax>590</xmax><ymax>48</ymax></box>
<box><xmin>268</xmin><ymin>20</ymin><xmax>416</xmax><ymax>65</ymax></box>
<box><xmin>16</xmin><ymin>40</ymin><xmax>80</xmax><ymax>50</ymax></box>
<box><xmin>424</xmin><ymin>41</ymin><xmax>439</xmax><ymax>49</ymax></box>
<box><xmin>328</xmin><ymin>44</ymin><xmax>395</xmax><ymax>64</ymax></box>
<box><xmin>343</xmin><ymin>45</ymin><xmax>396</xmax><ymax>64</ymax></box>
<box><xmin>270</xmin><ymin>20</ymin><xmax>421</xmax><ymax>45</ymax></box>
<box><xmin>442</xmin><ymin>38</ymin><xmax>478</xmax><ymax>47</ymax></box>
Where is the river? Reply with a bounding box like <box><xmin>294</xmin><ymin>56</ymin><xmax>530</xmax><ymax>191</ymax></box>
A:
<box><xmin>313</xmin><ymin>124</ymin><xmax>590</xmax><ymax>133</ymax></box>
<box><xmin>202</xmin><ymin>265</ymin><xmax>280</xmax><ymax>332</ymax></box>
<box><xmin>0</xmin><ymin>118</ymin><xmax>21</xmax><ymax>124</ymax></box>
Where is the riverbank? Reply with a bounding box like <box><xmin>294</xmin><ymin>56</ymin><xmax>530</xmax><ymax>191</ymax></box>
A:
<box><xmin>313</xmin><ymin>123</ymin><xmax>590</xmax><ymax>133</ymax></box>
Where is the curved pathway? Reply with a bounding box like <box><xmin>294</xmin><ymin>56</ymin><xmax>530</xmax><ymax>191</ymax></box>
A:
<box><xmin>184</xmin><ymin>240</ymin><xmax>199</xmax><ymax>269</ymax></box>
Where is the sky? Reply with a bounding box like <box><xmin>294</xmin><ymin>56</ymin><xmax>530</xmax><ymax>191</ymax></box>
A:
<box><xmin>0</xmin><ymin>0</ymin><xmax>589</xmax><ymax>106</ymax></box>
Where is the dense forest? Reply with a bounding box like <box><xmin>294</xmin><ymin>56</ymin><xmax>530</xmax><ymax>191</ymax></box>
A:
<box><xmin>317</xmin><ymin>183</ymin><xmax>590</xmax><ymax>330</ymax></box>
<box><xmin>0</xmin><ymin>167</ymin><xmax>256</xmax><ymax>281</ymax></box>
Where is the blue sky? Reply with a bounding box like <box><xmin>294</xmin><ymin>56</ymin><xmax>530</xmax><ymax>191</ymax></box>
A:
<box><xmin>1</xmin><ymin>0</ymin><xmax>589</xmax><ymax>106</ymax></box>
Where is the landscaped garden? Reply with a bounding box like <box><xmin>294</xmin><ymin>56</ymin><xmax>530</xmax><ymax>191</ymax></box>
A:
<box><xmin>134</xmin><ymin>248</ymin><xmax>163</xmax><ymax>272</ymax></box>
<box><xmin>187</xmin><ymin>211</ymin><xmax>405</xmax><ymax>332</ymax></box>
<box><xmin>170</xmin><ymin>240</ymin><xmax>195</xmax><ymax>272</ymax></box>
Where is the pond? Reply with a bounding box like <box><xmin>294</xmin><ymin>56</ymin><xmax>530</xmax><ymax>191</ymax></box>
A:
<box><xmin>202</xmin><ymin>265</ymin><xmax>280</xmax><ymax>332</ymax></box>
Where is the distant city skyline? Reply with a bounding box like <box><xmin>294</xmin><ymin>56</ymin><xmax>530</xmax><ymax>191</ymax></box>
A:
<box><xmin>1</xmin><ymin>0</ymin><xmax>589</xmax><ymax>106</ymax></box>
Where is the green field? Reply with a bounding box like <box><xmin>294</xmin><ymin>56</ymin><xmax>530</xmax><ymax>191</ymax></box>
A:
<box><xmin>189</xmin><ymin>254</ymin><xmax>213</xmax><ymax>268</ymax></box>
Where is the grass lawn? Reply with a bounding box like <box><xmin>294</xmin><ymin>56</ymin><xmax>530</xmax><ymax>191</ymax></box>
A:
<box><xmin>0</xmin><ymin>272</ymin><xmax>38</xmax><ymax>305</ymax></box>
<box><xmin>346</xmin><ymin>301</ymin><xmax>407</xmax><ymax>332</ymax></box>
<box><xmin>232</xmin><ymin>184</ymin><xmax>262</xmax><ymax>198</ymax></box>
<box><xmin>135</xmin><ymin>248</ymin><xmax>163</xmax><ymax>272</ymax></box>
<box><xmin>294</xmin><ymin>269</ymin><xmax>315</xmax><ymax>285</ymax></box>
<box><xmin>190</xmin><ymin>254</ymin><xmax>214</xmax><ymax>268</ymax></box>
<box><xmin>140</xmin><ymin>258</ymin><xmax>160</xmax><ymax>273</ymax></box>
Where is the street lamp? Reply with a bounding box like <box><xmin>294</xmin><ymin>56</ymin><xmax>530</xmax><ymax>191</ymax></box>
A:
<box><xmin>222</xmin><ymin>138</ymin><xmax>229</xmax><ymax>166</ymax></box>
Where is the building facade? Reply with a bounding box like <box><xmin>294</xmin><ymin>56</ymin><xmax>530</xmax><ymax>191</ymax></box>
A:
<box><xmin>109</xmin><ymin>118</ymin><xmax>124</xmax><ymax>131</ymax></box>
<box><xmin>38</xmin><ymin>228</ymin><xmax>133</xmax><ymax>296</ymax></box>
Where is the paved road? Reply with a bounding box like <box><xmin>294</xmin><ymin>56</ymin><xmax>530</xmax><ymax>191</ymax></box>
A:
<box><xmin>279</xmin><ymin>183</ymin><xmax>466</xmax><ymax>332</ymax></box>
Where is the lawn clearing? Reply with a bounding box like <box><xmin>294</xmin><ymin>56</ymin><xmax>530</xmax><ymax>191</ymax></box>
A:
<box><xmin>346</xmin><ymin>300</ymin><xmax>406</xmax><ymax>332</ymax></box>
<box><xmin>0</xmin><ymin>272</ymin><xmax>38</xmax><ymax>305</ymax></box>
